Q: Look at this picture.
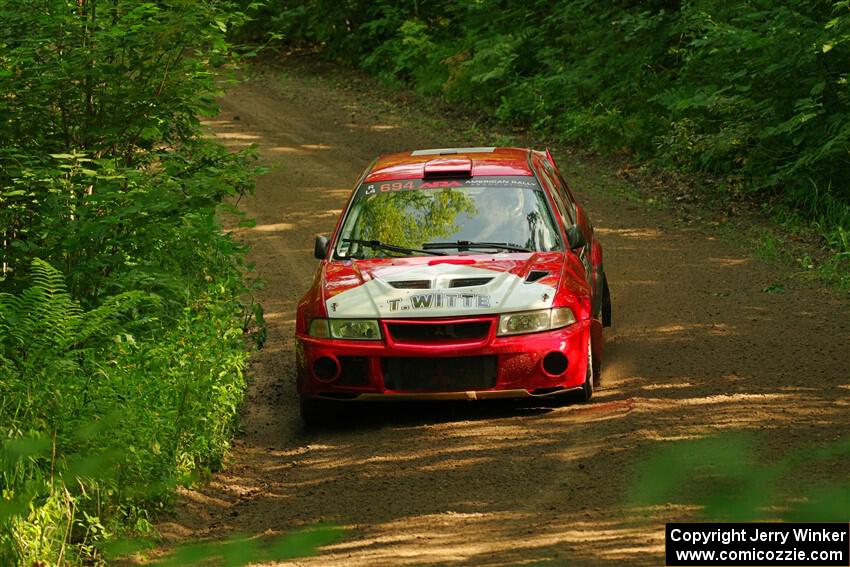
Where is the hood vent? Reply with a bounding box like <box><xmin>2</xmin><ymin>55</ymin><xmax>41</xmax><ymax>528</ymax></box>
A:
<box><xmin>388</xmin><ymin>280</ymin><xmax>431</xmax><ymax>289</ymax></box>
<box><xmin>449</xmin><ymin>277</ymin><xmax>494</xmax><ymax>288</ymax></box>
<box><xmin>525</xmin><ymin>270</ymin><xmax>549</xmax><ymax>283</ymax></box>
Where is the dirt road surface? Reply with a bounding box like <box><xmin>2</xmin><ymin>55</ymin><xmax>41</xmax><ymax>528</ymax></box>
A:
<box><xmin>158</xmin><ymin>63</ymin><xmax>850</xmax><ymax>566</ymax></box>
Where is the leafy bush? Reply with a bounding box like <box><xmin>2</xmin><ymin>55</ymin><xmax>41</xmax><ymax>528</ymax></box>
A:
<box><xmin>0</xmin><ymin>0</ymin><xmax>260</xmax><ymax>564</ymax></box>
<box><xmin>1</xmin><ymin>260</ymin><xmax>247</xmax><ymax>564</ymax></box>
<box><xmin>633</xmin><ymin>433</ymin><xmax>850</xmax><ymax>522</ymax></box>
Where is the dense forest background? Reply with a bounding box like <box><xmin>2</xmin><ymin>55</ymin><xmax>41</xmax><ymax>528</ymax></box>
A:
<box><xmin>243</xmin><ymin>0</ymin><xmax>850</xmax><ymax>280</ymax></box>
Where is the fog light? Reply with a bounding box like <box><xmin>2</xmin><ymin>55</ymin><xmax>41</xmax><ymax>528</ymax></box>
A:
<box><xmin>313</xmin><ymin>356</ymin><xmax>339</xmax><ymax>382</ymax></box>
<box><xmin>542</xmin><ymin>351</ymin><xmax>569</xmax><ymax>376</ymax></box>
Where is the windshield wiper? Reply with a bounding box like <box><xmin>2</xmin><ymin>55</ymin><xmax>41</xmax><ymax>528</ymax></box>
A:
<box><xmin>422</xmin><ymin>240</ymin><xmax>532</xmax><ymax>253</ymax></box>
<box><xmin>342</xmin><ymin>238</ymin><xmax>447</xmax><ymax>257</ymax></box>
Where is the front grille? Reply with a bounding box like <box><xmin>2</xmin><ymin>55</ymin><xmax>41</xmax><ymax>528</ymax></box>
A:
<box><xmin>382</xmin><ymin>356</ymin><xmax>497</xmax><ymax>391</ymax></box>
<box><xmin>338</xmin><ymin>356</ymin><xmax>369</xmax><ymax>386</ymax></box>
<box><xmin>386</xmin><ymin>321</ymin><xmax>491</xmax><ymax>342</ymax></box>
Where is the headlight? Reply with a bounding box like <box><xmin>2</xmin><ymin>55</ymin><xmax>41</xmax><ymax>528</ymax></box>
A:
<box><xmin>308</xmin><ymin>319</ymin><xmax>330</xmax><ymax>338</ymax></box>
<box><xmin>497</xmin><ymin>307</ymin><xmax>576</xmax><ymax>336</ymax></box>
<box><xmin>550</xmin><ymin>307</ymin><xmax>577</xmax><ymax>329</ymax></box>
<box><xmin>329</xmin><ymin>318</ymin><xmax>382</xmax><ymax>340</ymax></box>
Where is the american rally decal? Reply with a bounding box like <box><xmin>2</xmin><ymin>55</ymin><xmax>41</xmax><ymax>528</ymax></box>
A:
<box><xmin>325</xmin><ymin>263</ymin><xmax>556</xmax><ymax>319</ymax></box>
<box><xmin>361</xmin><ymin>175</ymin><xmax>540</xmax><ymax>196</ymax></box>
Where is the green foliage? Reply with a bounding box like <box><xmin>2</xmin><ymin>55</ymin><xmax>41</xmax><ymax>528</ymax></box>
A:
<box><xmin>251</xmin><ymin>0</ymin><xmax>850</xmax><ymax>273</ymax></box>
<box><xmin>2</xmin><ymin>433</ymin><xmax>344</xmax><ymax>566</ymax></box>
<box><xmin>0</xmin><ymin>258</ymin><xmax>249</xmax><ymax>564</ymax></box>
<box><xmin>0</xmin><ymin>0</ymin><xmax>263</xmax><ymax>564</ymax></box>
<box><xmin>632</xmin><ymin>433</ymin><xmax>850</xmax><ymax>521</ymax></box>
<box><xmin>146</xmin><ymin>526</ymin><xmax>345</xmax><ymax>566</ymax></box>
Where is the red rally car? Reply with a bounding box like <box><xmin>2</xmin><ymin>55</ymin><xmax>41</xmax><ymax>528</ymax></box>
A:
<box><xmin>295</xmin><ymin>147</ymin><xmax>611</xmax><ymax>424</ymax></box>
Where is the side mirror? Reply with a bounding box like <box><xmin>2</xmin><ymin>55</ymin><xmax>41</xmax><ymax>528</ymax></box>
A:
<box><xmin>566</xmin><ymin>225</ymin><xmax>586</xmax><ymax>250</ymax></box>
<box><xmin>314</xmin><ymin>235</ymin><xmax>329</xmax><ymax>260</ymax></box>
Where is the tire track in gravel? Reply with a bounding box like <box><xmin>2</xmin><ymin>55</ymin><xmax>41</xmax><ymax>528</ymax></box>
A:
<box><xmin>157</xmin><ymin>63</ymin><xmax>850</xmax><ymax>566</ymax></box>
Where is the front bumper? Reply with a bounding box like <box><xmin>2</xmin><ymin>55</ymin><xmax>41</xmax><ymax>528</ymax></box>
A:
<box><xmin>295</xmin><ymin>316</ymin><xmax>591</xmax><ymax>401</ymax></box>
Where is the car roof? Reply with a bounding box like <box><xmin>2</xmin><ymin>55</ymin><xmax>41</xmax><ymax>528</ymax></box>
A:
<box><xmin>364</xmin><ymin>147</ymin><xmax>536</xmax><ymax>183</ymax></box>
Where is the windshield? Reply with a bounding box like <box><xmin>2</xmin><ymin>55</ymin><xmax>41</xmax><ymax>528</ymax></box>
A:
<box><xmin>334</xmin><ymin>176</ymin><xmax>562</xmax><ymax>259</ymax></box>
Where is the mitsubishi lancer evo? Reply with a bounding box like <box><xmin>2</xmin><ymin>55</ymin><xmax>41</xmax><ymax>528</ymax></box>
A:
<box><xmin>295</xmin><ymin>147</ymin><xmax>611</xmax><ymax>424</ymax></box>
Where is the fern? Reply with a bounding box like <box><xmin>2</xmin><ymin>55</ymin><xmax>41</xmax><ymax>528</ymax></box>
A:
<box><xmin>1</xmin><ymin>259</ymin><xmax>81</xmax><ymax>357</ymax></box>
<box><xmin>0</xmin><ymin>260</ymin><xmax>156</xmax><ymax>369</ymax></box>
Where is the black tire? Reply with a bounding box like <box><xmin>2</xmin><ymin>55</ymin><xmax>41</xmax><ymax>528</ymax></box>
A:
<box><xmin>592</xmin><ymin>355</ymin><xmax>602</xmax><ymax>388</ymax></box>
<box><xmin>601</xmin><ymin>273</ymin><xmax>612</xmax><ymax>328</ymax></box>
<box><xmin>299</xmin><ymin>396</ymin><xmax>331</xmax><ymax>427</ymax></box>
<box><xmin>576</xmin><ymin>337</ymin><xmax>594</xmax><ymax>403</ymax></box>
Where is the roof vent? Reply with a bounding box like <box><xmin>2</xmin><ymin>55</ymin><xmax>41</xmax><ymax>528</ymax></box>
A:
<box><xmin>423</xmin><ymin>158</ymin><xmax>473</xmax><ymax>179</ymax></box>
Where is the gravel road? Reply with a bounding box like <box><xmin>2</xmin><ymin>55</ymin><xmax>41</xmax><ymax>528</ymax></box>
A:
<box><xmin>156</xmin><ymin>63</ymin><xmax>850</xmax><ymax>566</ymax></box>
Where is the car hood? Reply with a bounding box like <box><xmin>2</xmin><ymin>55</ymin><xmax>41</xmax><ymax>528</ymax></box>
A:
<box><xmin>322</xmin><ymin>253</ymin><xmax>566</xmax><ymax>319</ymax></box>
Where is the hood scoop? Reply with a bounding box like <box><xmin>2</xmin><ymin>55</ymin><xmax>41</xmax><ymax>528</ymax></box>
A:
<box><xmin>388</xmin><ymin>276</ymin><xmax>495</xmax><ymax>289</ymax></box>
<box><xmin>525</xmin><ymin>270</ymin><xmax>549</xmax><ymax>283</ymax></box>
<box><xmin>388</xmin><ymin>279</ymin><xmax>431</xmax><ymax>289</ymax></box>
<box><xmin>449</xmin><ymin>277</ymin><xmax>494</xmax><ymax>288</ymax></box>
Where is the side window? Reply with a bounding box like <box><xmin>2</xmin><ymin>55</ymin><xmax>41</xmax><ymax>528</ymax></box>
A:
<box><xmin>542</xmin><ymin>163</ymin><xmax>577</xmax><ymax>220</ymax></box>
<box><xmin>538</xmin><ymin>166</ymin><xmax>574</xmax><ymax>226</ymax></box>
<box><xmin>554</xmin><ymin>169</ymin><xmax>579</xmax><ymax>213</ymax></box>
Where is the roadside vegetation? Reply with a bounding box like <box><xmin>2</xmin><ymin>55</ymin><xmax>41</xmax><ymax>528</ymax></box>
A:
<box><xmin>0</xmin><ymin>1</ymin><xmax>263</xmax><ymax>564</ymax></box>
<box><xmin>241</xmin><ymin>0</ymin><xmax>850</xmax><ymax>289</ymax></box>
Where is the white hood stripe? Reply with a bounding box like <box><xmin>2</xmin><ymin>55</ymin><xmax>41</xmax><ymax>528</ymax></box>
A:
<box><xmin>326</xmin><ymin>264</ymin><xmax>555</xmax><ymax>318</ymax></box>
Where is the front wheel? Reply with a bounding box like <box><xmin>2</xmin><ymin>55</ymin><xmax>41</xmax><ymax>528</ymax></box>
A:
<box><xmin>601</xmin><ymin>273</ymin><xmax>612</xmax><ymax>328</ymax></box>
<box><xmin>575</xmin><ymin>336</ymin><xmax>594</xmax><ymax>403</ymax></box>
<box><xmin>299</xmin><ymin>396</ymin><xmax>331</xmax><ymax>427</ymax></box>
